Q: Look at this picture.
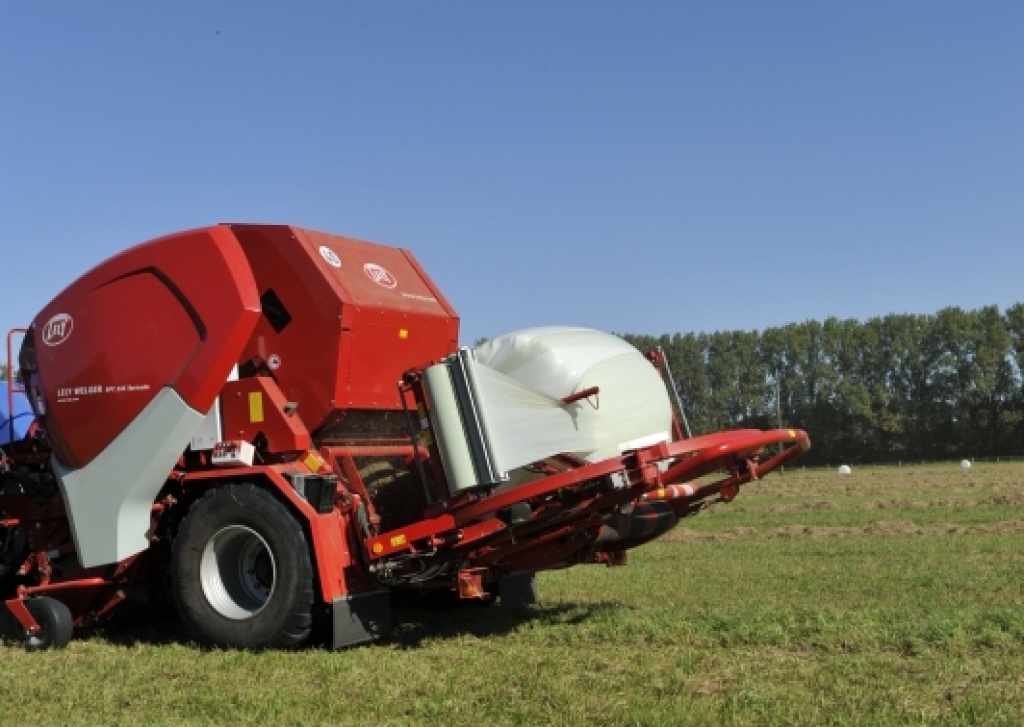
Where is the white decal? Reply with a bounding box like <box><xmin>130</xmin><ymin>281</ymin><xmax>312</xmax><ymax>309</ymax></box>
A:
<box><xmin>267</xmin><ymin>354</ymin><xmax>282</xmax><ymax>371</ymax></box>
<box><xmin>401</xmin><ymin>292</ymin><xmax>437</xmax><ymax>304</ymax></box>
<box><xmin>319</xmin><ymin>246</ymin><xmax>342</xmax><ymax>268</ymax></box>
<box><xmin>56</xmin><ymin>381</ymin><xmax>151</xmax><ymax>403</ymax></box>
<box><xmin>42</xmin><ymin>313</ymin><xmax>74</xmax><ymax>346</ymax></box>
<box><xmin>364</xmin><ymin>263</ymin><xmax>397</xmax><ymax>289</ymax></box>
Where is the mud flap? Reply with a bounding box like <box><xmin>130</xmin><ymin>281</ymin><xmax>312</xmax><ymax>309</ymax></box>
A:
<box><xmin>331</xmin><ymin>590</ymin><xmax>392</xmax><ymax>648</ymax></box>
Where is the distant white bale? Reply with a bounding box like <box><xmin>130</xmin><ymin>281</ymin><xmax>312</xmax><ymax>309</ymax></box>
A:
<box><xmin>960</xmin><ymin>459</ymin><xmax>971</xmax><ymax>470</ymax></box>
<box><xmin>837</xmin><ymin>465</ymin><xmax>852</xmax><ymax>475</ymax></box>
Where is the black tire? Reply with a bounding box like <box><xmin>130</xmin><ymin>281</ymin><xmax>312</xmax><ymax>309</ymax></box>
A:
<box><xmin>170</xmin><ymin>484</ymin><xmax>315</xmax><ymax>649</ymax></box>
<box><xmin>23</xmin><ymin>597</ymin><xmax>74</xmax><ymax>651</ymax></box>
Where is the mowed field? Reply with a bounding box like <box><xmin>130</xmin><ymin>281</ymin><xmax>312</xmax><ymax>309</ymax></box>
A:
<box><xmin>2</xmin><ymin>463</ymin><xmax>1023</xmax><ymax>726</ymax></box>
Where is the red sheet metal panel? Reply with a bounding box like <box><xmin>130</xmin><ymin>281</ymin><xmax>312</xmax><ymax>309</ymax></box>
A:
<box><xmin>22</xmin><ymin>226</ymin><xmax>261</xmax><ymax>469</ymax></box>
<box><xmin>228</xmin><ymin>224</ymin><xmax>459</xmax><ymax>432</ymax></box>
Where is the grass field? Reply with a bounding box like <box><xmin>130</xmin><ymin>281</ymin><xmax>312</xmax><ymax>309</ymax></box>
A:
<box><xmin>2</xmin><ymin>463</ymin><xmax>1023</xmax><ymax>725</ymax></box>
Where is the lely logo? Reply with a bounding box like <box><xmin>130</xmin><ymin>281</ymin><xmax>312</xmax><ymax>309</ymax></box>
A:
<box><xmin>363</xmin><ymin>263</ymin><xmax>397</xmax><ymax>289</ymax></box>
<box><xmin>42</xmin><ymin>313</ymin><xmax>74</xmax><ymax>346</ymax></box>
<box><xmin>319</xmin><ymin>246</ymin><xmax>342</xmax><ymax>268</ymax></box>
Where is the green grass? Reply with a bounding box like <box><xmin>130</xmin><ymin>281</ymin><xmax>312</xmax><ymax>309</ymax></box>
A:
<box><xmin>2</xmin><ymin>463</ymin><xmax>1023</xmax><ymax>725</ymax></box>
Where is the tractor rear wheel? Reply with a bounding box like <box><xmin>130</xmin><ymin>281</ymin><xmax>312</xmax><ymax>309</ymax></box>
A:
<box><xmin>170</xmin><ymin>484</ymin><xmax>315</xmax><ymax>649</ymax></box>
<box><xmin>23</xmin><ymin>597</ymin><xmax>73</xmax><ymax>651</ymax></box>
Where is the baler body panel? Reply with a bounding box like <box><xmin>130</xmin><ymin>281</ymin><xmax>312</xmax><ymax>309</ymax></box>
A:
<box><xmin>22</xmin><ymin>226</ymin><xmax>262</xmax><ymax>469</ymax></box>
<box><xmin>229</xmin><ymin>224</ymin><xmax>459</xmax><ymax>429</ymax></box>
<box><xmin>54</xmin><ymin>388</ymin><xmax>206</xmax><ymax>567</ymax></box>
<box><xmin>17</xmin><ymin>226</ymin><xmax>262</xmax><ymax>567</ymax></box>
<box><xmin>219</xmin><ymin>376</ymin><xmax>312</xmax><ymax>452</ymax></box>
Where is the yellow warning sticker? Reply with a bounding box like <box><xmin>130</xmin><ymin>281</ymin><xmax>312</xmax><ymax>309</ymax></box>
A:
<box><xmin>304</xmin><ymin>452</ymin><xmax>324</xmax><ymax>472</ymax></box>
<box><xmin>399</xmin><ymin>329</ymin><xmax>409</xmax><ymax>339</ymax></box>
<box><xmin>249</xmin><ymin>392</ymin><xmax>264</xmax><ymax>423</ymax></box>
<box><xmin>390</xmin><ymin>534</ymin><xmax>407</xmax><ymax>547</ymax></box>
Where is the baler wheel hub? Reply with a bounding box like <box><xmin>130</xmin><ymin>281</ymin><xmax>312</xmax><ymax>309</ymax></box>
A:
<box><xmin>201</xmin><ymin>525</ymin><xmax>276</xmax><ymax>619</ymax></box>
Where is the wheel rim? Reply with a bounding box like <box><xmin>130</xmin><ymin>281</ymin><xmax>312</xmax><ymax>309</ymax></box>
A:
<box><xmin>200</xmin><ymin>525</ymin><xmax>276</xmax><ymax>620</ymax></box>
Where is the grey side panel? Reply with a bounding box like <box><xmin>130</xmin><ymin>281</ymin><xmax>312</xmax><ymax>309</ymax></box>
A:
<box><xmin>423</xmin><ymin>362</ymin><xmax>480</xmax><ymax>494</ymax></box>
<box><xmin>189</xmin><ymin>399</ymin><xmax>222</xmax><ymax>451</ymax></box>
<box><xmin>191</xmin><ymin>366</ymin><xmax>235</xmax><ymax>451</ymax></box>
<box><xmin>331</xmin><ymin>590</ymin><xmax>392</xmax><ymax>649</ymax></box>
<box><xmin>54</xmin><ymin>387</ymin><xmax>204</xmax><ymax>568</ymax></box>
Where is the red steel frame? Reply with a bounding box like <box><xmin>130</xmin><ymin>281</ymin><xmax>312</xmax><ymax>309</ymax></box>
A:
<box><xmin>362</xmin><ymin>428</ymin><xmax>809</xmax><ymax>563</ymax></box>
<box><xmin>2</xmin><ymin>418</ymin><xmax>808</xmax><ymax>637</ymax></box>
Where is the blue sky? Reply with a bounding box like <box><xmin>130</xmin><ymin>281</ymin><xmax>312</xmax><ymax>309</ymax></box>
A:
<box><xmin>2</xmin><ymin>2</ymin><xmax>1021</xmax><ymax>346</ymax></box>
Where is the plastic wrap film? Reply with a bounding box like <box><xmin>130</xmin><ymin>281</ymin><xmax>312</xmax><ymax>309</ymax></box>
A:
<box><xmin>473</xmin><ymin>327</ymin><xmax>672</xmax><ymax>465</ymax></box>
<box><xmin>466</xmin><ymin>361</ymin><xmax>603</xmax><ymax>472</ymax></box>
<box><xmin>422</xmin><ymin>327</ymin><xmax>671</xmax><ymax>494</ymax></box>
<box><xmin>473</xmin><ymin>327</ymin><xmax>631</xmax><ymax>400</ymax></box>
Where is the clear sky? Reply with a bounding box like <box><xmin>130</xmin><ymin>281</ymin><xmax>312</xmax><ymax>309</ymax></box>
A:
<box><xmin>2</xmin><ymin>2</ymin><xmax>1021</xmax><ymax>347</ymax></box>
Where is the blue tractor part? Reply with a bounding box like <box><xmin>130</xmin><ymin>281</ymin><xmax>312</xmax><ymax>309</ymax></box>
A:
<box><xmin>0</xmin><ymin>381</ymin><xmax>33</xmax><ymax>445</ymax></box>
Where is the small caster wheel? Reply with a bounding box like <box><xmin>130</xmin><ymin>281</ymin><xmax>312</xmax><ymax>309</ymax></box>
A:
<box><xmin>23</xmin><ymin>597</ymin><xmax>74</xmax><ymax>651</ymax></box>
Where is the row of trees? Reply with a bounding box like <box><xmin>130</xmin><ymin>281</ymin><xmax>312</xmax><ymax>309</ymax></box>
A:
<box><xmin>624</xmin><ymin>304</ymin><xmax>1024</xmax><ymax>466</ymax></box>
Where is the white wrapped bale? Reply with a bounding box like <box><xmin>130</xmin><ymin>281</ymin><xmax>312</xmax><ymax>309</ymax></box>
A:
<box><xmin>472</xmin><ymin>326</ymin><xmax>672</xmax><ymax>467</ymax></box>
<box><xmin>424</xmin><ymin>327</ymin><xmax>674</xmax><ymax>494</ymax></box>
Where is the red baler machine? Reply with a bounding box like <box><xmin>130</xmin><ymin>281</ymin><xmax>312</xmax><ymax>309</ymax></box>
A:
<box><xmin>0</xmin><ymin>224</ymin><xmax>808</xmax><ymax>649</ymax></box>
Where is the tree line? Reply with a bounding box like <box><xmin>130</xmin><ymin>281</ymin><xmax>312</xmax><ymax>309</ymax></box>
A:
<box><xmin>624</xmin><ymin>304</ymin><xmax>1024</xmax><ymax>466</ymax></box>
